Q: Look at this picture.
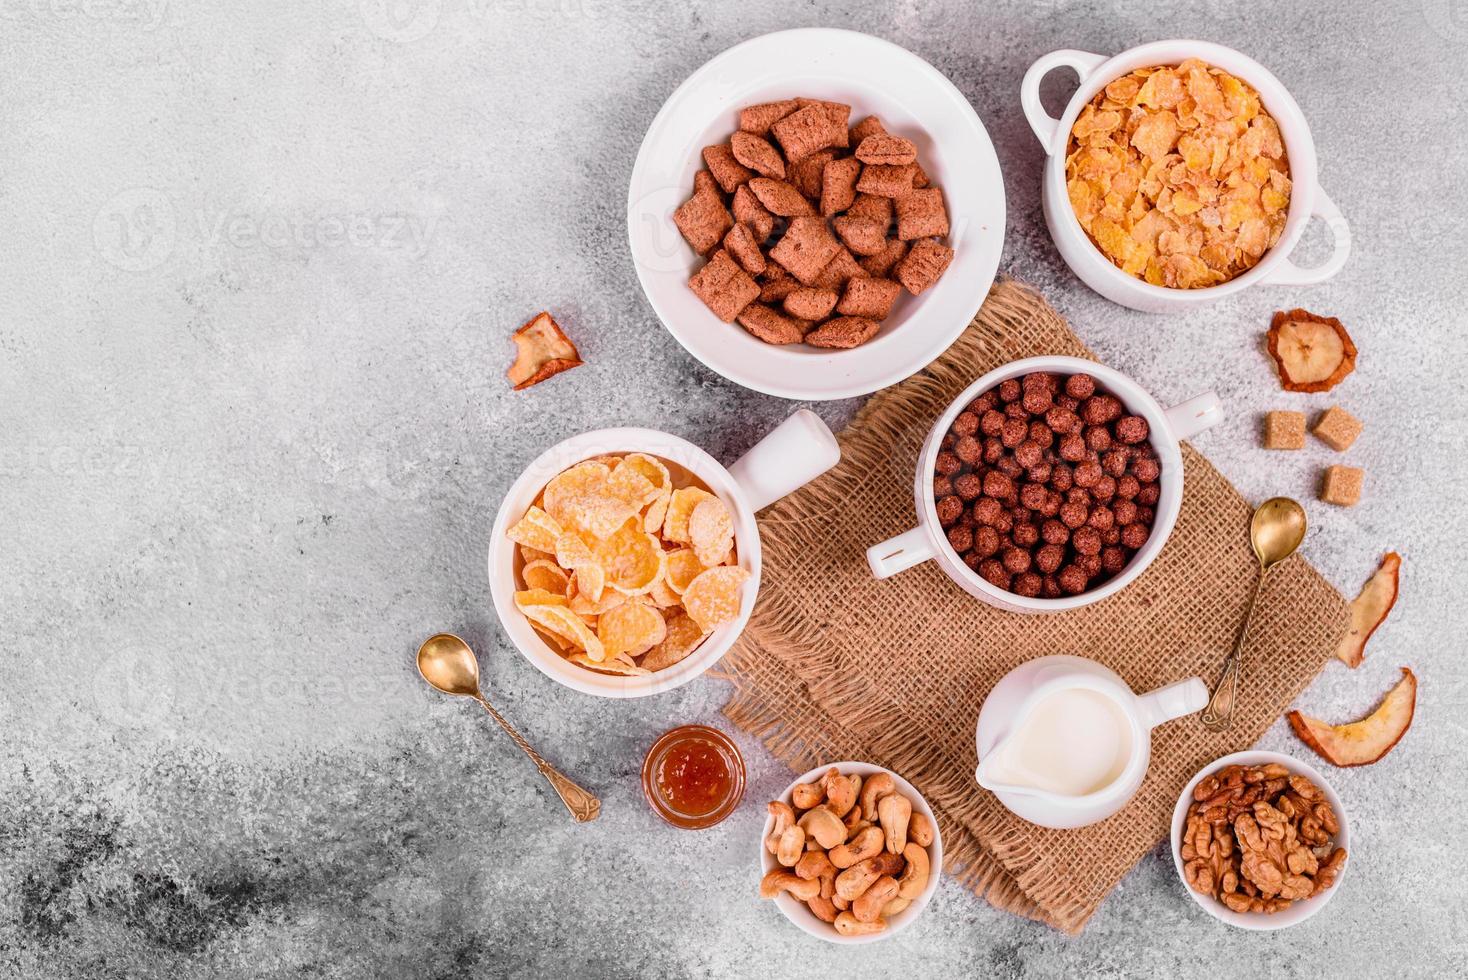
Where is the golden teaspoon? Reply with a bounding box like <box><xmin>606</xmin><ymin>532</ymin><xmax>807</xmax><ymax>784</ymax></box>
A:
<box><xmin>417</xmin><ymin>632</ymin><xmax>600</xmax><ymax>822</ymax></box>
<box><xmin>1201</xmin><ymin>497</ymin><xmax>1307</xmax><ymax>732</ymax></box>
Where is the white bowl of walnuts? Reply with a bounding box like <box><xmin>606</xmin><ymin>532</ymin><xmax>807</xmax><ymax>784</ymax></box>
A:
<box><xmin>757</xmin><ymin>762</ymin><xmax>942</xmax><ymax>944</ymax></box>
<box><xmin>1171</xmin><ymin>750</ymin><xmax>1349</xmax><ymax>930</ymax></box>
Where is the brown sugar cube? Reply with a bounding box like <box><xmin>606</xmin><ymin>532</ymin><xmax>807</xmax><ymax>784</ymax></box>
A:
<box><xmin>731</xmin><ymin>184</ymin><xmax>774</xmax><ymax>243</ymax></box>
<box><xmin>672</xmin><ymin>175</ymin><xmax>733</xmax><ymax>255</ymax></box>
<box><xmin>855</xmin><ymin>163</ymin><xmax>917</xmax><ymax>198</ymax></box>
<box><xmin>789</xmin><ymin>149</ymin><xmax>835</xmax><ymax>200</ymax></box>
<box><xmin>794</xmin><ymin>98</ymin><xmax>852</xmax><ymax>147</ymax></box>
<box><xmin>748</xmin><ymin>177</ymin><xmax>815</xmax><ymax>217</ymax></box>
<box><xmin>895</xmin><ymin>187</ymin><xmax>949</xmax><ymax>240</ymax></box>
<box><xmin>739</xmin><ymin>99</ymin><xmax>799</xmax><ymax>136</ymax></box>
<box><xmin>771</xmin><ymin>104</ymin><xmax>843</xmax><ymax>161</ymax></box>
<box><xmin>806</xmin><ymin>316</ymin><xmax>880</xmax><ymax>349</ymax></box>
<box><xmin>736</xmin><ymin>303</ymin><xmax>804</xmax><ymax>345</ymax></box>
<box><xmin>832</xmin><ymin>215</ymin><xmax>887</xmax><ymax>256</ymax></box>
<box><xmin>723</xmin><ymin>223</ymin><xmax>766</xmax><ymax>275</ymax></box>
<box><xmin>855</xmin><ymin>134</ymin><xmax>917</xmax><ymax>166</ymax></box>
<box><xmin>1320</xmin><ymin>465</ymin><xmax>1364</xmax><ymax>507</ymax></box>
<box><xmin>688</xmin><ymin>249</ymin><xmax>759</xmax><ymax>322</ymax></box>
<box><xmin>848</xmin><ymin>115</ymin><xmax>887</xmax><ymax>146</ymax></box>
<box><xmin>846</xmin><ymin>193</ymin><xmax>894</xmax><ymax>229</ymax></box>
<box><xmin>730</xmin><ymin>131</ymin><xmax>786</xmax><ymax>179</ymax></box>
<box><xmin>1263</xmin><ymin>410</ymin><xmax>1306</xmax><ymax>450</ymax></box>
<box><xmin>783</xmin><ymin>287</ymin><xmax>839</xmax><ymax>321</ymax></box>
<box><xmin>811</xmin><ymin>245</ymin><xmax>866</xmax><ymax>291</ymax></box>
<box><xmin>701</xmin><ymin>144</ymin><xmax>754</xmax><ymax>194</ymax></box>
<box><xmin>894</xmin><ymin>238</ymin><xmax>954</xmax><ymax>295</ymax></box>
<box><xmin>820</xmin><ymin>157</ymin><xmax>862</xmax><ymax>216</ymax></box>
<box><xmin>1313</xmin><ymin>406</ymin><xmax>1363</xmax><ymax>451</ymax></box>
<box><xmin>768</xmin><ymin>215</ymin><xmax>841</xmax><ymax>285</ymax></box>
<box><xmin>858</xmin><ymin>238</ymin><xmax>908</xmax><ymax>278</ymax></box>
<box><xmin>836</xmin><ymin>277</ymin><xmax>902</xmax><ymax>319</ymax></box>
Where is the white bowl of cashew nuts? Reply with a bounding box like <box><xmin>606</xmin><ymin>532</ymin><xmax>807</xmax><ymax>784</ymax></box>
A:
<box><xmin>757</xmin><ymin>762</ymin><xmax>943</xmax><ymax>944</ymax></box>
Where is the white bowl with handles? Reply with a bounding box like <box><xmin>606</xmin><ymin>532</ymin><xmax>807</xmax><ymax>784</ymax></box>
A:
<box><xmin>489</xmin><ymin>410</ymin><xmax>839</xmax><ymax>697</ymax></box>
<box><xmin>865</xmin><ymin>356</ymin><xmax>1222</xmax><ymax>613</ymax></box>
<box><xmin>1021</xmin><ymin>39</ymin><xmax>1350</xmax><ymax>313</ymax></box>
<box><xmin>627</xmin><ymin>27</ymin><xmax>1005</xmax><ymax>400</ymax></box>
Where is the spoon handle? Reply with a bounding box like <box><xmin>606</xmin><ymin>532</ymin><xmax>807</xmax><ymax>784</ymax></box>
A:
<box><xmin>473</xmin><ymin>695</ymin><xmax>601</xmax><ymax>822</ymax></box>
<box><xmin>1201</xmin><ymin>571</ymin><xmax>1266</xmax><ymax>732</ymax></box>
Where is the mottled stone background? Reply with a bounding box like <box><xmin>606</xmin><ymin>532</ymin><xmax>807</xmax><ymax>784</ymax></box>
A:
<box><xmin>2</xmin><ymin>0</ymin><xmax>1465</xmax><ymax>976</ymax></box>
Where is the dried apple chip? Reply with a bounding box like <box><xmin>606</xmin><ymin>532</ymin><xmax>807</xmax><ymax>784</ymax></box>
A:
<box><xmin>681</xmin><ymin>565</ymin><xmax>751</xmax><ymax>632</ymax></box>
<box><xmin>508</xmin><ymin>312</ymin><xmax>583</xmax><ymax>390</ymax></box>
<box><xmin>1335</xmin><ymin>552</ymin><xmax>1401</xmax><ymax>668</ymax></box>
<box><xmin>595</xmin><ymin>519</ymin><xmax>666</xmax><ymax>595</ymax></box>
<box><xmin>663</xmin><ymin>486</ymin><xmax>714</xmax><ymax>543</ymax></box>
<box><xmin>688</xmin><ymin>496</ymin><xmax>735</xmax><ymax>568</ymax></box>
<box><xmin>1288</xmin><ymin>668</ymin><xmax>1417</xmax><ymax>767</ymax></box>
<box><xmin>521</xmin><ymin>559</ymin><xmax>569</xmax><ymax>596</ymax></box>
<box><xmin>640</xmin><ymin>613</ymin><xmax>710</xmax><ymax>672</ymax></box>
<box><xmin>1267</xmin><ymin>309</ymin><xmax>1357</xmax><ymax>393</ymax></box>
<box><xmin>506</xmin><ymin>506</ymin><xmax>563</xmax><ymax>554</ymax></box>
<box><xmin>598</xmin><ymin>602</ymin><xmax>667</xmax><ymax>660</ymax></box>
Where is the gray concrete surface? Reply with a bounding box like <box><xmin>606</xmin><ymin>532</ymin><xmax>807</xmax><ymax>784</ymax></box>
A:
<box><xmin>3</xmin><ymin>0</ymin><xmax>1466</xmax><ymax>976</ymax></box>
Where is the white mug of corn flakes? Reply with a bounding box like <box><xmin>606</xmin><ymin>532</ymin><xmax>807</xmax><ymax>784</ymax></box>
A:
<box><xmin>1021</xmin><ymin>39</ymin><xmax>1350</xmax><ymax>313</ymax></box>
<box><xmin>488</xmin><ymin>410</ymin><xmax>840</xmax><ymax>698</ymax></box>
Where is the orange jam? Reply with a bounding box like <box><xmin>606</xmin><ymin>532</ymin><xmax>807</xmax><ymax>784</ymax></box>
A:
<box><xmin>641</xmin><ymin>725</ymin><xmax>746</xmax><ymax>829</ymax></box>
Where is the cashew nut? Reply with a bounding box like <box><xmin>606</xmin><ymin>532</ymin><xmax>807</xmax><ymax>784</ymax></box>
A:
<box><xmin>842</xmin><ymin>804</ymin><xmax>866</xmax><ymax>834</ymax></box>
<box><xmin>908</xmin><ymin>810</ymin><xmax>935</xmax><ymax>848</ymax></box>
<box><xmin>798</xmin><ymin>806</ymin><xmax>847</xmax><ymax>849</ymax></box>
<box><xmin>835</xmin><ymin>856</ymin><xmax>883</xmax><ymax>901</ymax></box>
<box><xmin>819</xmin><ymin>868</ymin><xmax>835</xmax><ymax>900</ymax></box>
<box><xmin>860</xmin><ymin>772</ymin><xmax>896</xmax><ymax>820</ymax></box>
<box><xmin>830</xmin><ymin>893</ymin><xmax>849</xmax><ymax>911</ymax></box>
<box><xmin>878</xmin><ymin>792</ymin><xmax>912</xmax><ymax>854</ymax></box>
<box><xmin>806</xmin><ymin>896</ymin><xmax>837</xmax><ymax>923</ymax></box>
<box><xmin>829</xmin><ymin>825</ymin><xmax>883</xmax><ymax>869</ymax></box>
<box><xmin>871</xmin><ymin>850</ymin><xmax>906</xmax><ymax>876</ymax></box>
<box><xmin>822</xmin><ymin>770</ymin><xmax>859</xmax><ymax>818</ymax></box>
<box><xmin>760</xmin><ymin>869</ymin><xmax>820</xmax><ymax>901</ymax></box>
<box><xmin>852</xmin><ymin>875</ymin><xmax>899</xmax><ymax>923</ymax></box>
<box><xmin>794</xmin><ymin>849</ymin><xmax>834</xmax><ymax>882</ymax></box>
<box><xmin>896</xmin><ymin>842</ymin><xmax>930</xmax><ymax>900</ymax></box>
<box><xmin>882</xmin><ymin>896</ymin><xmax>912</xmax><ymax>918</ymax></box>
<box><xmin>791</xmin><ymin>778</ymin><xmax>825</xmax><ymax>810</ymax></box>
<box><xmin>833</xmin><ymin>911</ymin><xmax>886</xmax><ymax>936</ymax></box>
<box><xmin>765</xmin><ymin>801</ymin><xmax>796</xmax><ymax>855</ymax></box>
<box><xmin>776</xmin><ymin>825</ymin><xmax>806</xmax><ymax>868</ymax></box>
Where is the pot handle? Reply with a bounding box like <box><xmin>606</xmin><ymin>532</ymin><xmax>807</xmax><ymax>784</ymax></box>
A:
<box><xmin>866</xmin><ymin>526</ymin><xmax>934</xmax><ymax>579</ymax></box>
<box><xmin>1020</xmin><ymin>49</ymin><xmax>1109</xmax><ymax>152</ymax></box>
<box><xmin>1261</xmin><ymin>187</ymin><xmax>1351</xmax><ymax>287</ymax></box>
<box><xmin>1138</xmin><ymin>677</ymin><xmax>1209</xmax><ymax>730</ymax></box>
<box><xmin>727</xmin><ymin>409</ymin><xmax>839</xmax><ymax>513</ymax></box>
<box><xmin>1163</xmin><ymin>391</ymin><xmax>1224</xmax><ymax>441</ymax></box>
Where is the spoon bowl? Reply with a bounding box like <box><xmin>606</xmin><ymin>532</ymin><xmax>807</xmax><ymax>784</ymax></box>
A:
<box><xmin>417</xmin><ymin>633</ymin><xmax>482</xmax><ymax>697</ymax></box>
<box><xmin>1251</xmin><ymin>497</ymin><xmax>1308</xmax><ymax>569</ymax></box>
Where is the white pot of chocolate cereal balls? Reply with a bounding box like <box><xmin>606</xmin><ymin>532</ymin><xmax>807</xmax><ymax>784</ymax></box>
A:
<box><xmin>1021</xmin><ymin>39</ymin><xmax>1351</xmax><ymax>312</ymax></box>
<box><xmin>866</xmin><ymin>356</ymin><xmax>1222</xmax><ymax>614</ymax></box>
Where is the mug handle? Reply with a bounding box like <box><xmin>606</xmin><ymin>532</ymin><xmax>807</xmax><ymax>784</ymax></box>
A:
<box><xmin>1137</xmin><ymin>677</ymin><xmax>1209</xmax><ymax>730</ymax></box>
<box><xmin>866</xmin><ymin>527</ymin><xmax>934</xmax><ymax>579</ymax></box>
<box><xmin>1164</xmin><ymin>391</ymin><xmax>1225</xmax><ymax>441</ymax></box>
<box><xmin>1260</xmin><ymin>187</ymin><xmax>1351</xmax><ymax>287</ymax></box>
<box><xmin>727</xmin><ymin>409</ymin><xmax>840</xmax><ymax>513</ymax></box>
<box><xmin>1020</xmin><ymin>49</ymin><xmax>1109</xmax><ymax>152</ymax></box>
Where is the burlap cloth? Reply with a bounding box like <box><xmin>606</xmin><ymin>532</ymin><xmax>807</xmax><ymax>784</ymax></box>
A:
<box><xmin>715</xmin><ymin>280</ymin><xmax>1349</xmax><ymax>933</ymax></box>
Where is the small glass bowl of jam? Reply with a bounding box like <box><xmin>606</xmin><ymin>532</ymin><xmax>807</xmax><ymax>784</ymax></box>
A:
<box><xmin>641</xmin><ymin>724</ymin><xmax>746</xmax><ymax>829</ymax></box>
